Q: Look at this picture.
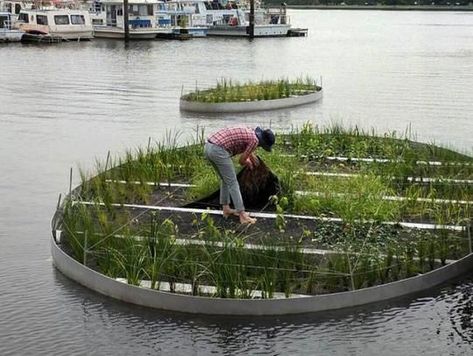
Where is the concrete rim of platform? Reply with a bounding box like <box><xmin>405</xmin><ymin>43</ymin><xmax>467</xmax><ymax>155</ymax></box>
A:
<box><xmin>51</xmin><ymin>233</ymin><xmax>473</xmax><ymax>315</ymax></box>
<box><xmin>179</xmin><ymin>90</ymin><xmax>323</xmax><ymax>113</ymax></box>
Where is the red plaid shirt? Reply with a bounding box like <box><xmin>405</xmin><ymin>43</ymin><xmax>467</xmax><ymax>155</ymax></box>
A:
<box><xmin>208</xmin><ymin>127</ymin><xmax>258</xmax><ymax>156</ymax></box>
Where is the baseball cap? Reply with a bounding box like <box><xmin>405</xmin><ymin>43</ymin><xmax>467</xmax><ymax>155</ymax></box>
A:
<box><xmin>255</xmin><ymin>127</ymin><xmax>275</xmax><ymax>152</ymax></box>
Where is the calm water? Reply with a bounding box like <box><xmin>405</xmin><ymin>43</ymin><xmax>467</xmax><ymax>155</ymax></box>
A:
<box><xmin>1</xmin><ymin>9</ymin><xmax>473</xmax><ymax>355</ymax></box>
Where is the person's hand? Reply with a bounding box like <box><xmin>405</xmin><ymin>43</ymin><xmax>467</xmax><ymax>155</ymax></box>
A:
<box><xmin>240</xmin><ymin>153</ymin><xmax>258</xmax><ymax>169</ymax></box>
<box><xmin>245</xmin><ymin>158</ymin><xmax>254</xmax><ymax>170</ymax></box>
<box><xmin>248</xmin><ymin>154</ymin><xmax>260</xmax><ymax>167</ymax></box>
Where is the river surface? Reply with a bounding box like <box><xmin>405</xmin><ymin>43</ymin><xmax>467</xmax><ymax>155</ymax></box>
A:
<box><xmin>1</xmin><ymin>9</ymin><xmax>473</xmax><ymax>355</ymax></box>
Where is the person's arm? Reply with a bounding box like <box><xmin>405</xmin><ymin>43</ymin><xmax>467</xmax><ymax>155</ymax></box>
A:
<box><xmin>239</xmin><ymin>140</ymin><xmax>258</xmax><ymax>168</ymax></box>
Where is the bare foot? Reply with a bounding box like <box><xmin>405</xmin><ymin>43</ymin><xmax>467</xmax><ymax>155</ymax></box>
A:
<box><xmin>239</xmin><ymin>211</ymin><xmax>257</xmax><ymax>225</ymax></box>
<box><xmin>223</xmin><ymin>206</ymin><xmax>239</xmax><ymax>218</ymax></box>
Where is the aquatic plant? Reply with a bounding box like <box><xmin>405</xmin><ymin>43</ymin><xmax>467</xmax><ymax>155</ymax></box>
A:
<box><xmin>182</xmin><ymin>77</ymin><xmax>321</xmax><ymax>103</ymax></box>
<box><xmin>55</xmin><ymin>124</ymin><xmax>473</xmax><ymax>299</ymax></box>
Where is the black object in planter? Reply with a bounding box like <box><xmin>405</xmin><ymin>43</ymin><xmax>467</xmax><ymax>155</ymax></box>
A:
<box><xmin>186</xmin><ymin>157</ymin><xmax>280</xmax><ymax>211</ymax></box>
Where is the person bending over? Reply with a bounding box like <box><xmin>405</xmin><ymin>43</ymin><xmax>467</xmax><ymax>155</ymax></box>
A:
<box><xmin>204</xmin><ymin>126</ymin><xmax>275</xmax><ymax>225</ymax></box>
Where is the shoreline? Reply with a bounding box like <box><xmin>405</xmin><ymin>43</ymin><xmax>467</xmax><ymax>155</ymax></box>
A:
<box><xmin>286</xmin><ymin>5</ymin><xmax>473</xmax><ymax>11</ymax></box>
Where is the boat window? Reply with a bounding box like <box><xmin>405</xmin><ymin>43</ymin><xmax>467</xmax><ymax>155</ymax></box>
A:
<box><xmin>36</xmin><ymin>15</ymin><xmax>48</xmax><ymax>25</ymax></box>
<box><xmin>129</xmin><ymin>5</ymin><xmax>139</xmax><ymax>14</ymax></box>
<box><xmin>54</xmin><ymin>15</ymin><xmax>70</xmax><ymax>25</ymax></box>
<box><xmin>0</xmin><ymin>15</ymin><xmax>8</xmax><ymax>29</ymax></box>
<box><xmin>127</xmin><ymin>4</ymin><xmax>152</xmax><ymax>16</ymax></box>
<box><xmin>71</xmin><ymin>15</ymin><xmax>85</xmax><ymax>25</ymax></box>
<box><xmin>18</xmin><ymin>13</ymin><xmax>29</xmax><ymax>23</ymax></box>
<box><xmin>15</xmin><ymin>4</ymin><xmax>21</xmax><ymax>14</ymax></box>
<box><xmin>195</xmin><ymin>4</ymin><xmax>199</xmax><ymax>14</ymax></box>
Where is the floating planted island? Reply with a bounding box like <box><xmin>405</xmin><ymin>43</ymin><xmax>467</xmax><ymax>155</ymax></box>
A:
<box><xmin>179</xmin><ymin>77</ymin><xmax>323</xmax><ymax>113</ymax></box>
<box><xmin>51</xmin><ymin>124</ymin><xmax>473</xmax><ymax>315</ymax></box>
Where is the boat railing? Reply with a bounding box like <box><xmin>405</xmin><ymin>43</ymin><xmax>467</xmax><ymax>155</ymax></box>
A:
<box><xmin>161</xmin><ymin>9</ymin><xmax>194</xmax><ymax>15</ymax></box>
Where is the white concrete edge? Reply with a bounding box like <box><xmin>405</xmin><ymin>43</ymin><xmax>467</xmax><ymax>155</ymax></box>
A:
<box><xmin>405</xmin><ymin>177</ymin><xmax>473</xmax><ymax>184</ymax></box>
<box><xmin>179</xmin><ymin>90</ymin><xmax>323</xmax><ymax>113</ymax></box>
<box><xmin>105</xmin><ymin>179</ymin><xmax>195</xmax><ymax>188</ymax></box>
<box><xmin>51</xmin><ymin>236</ymin><xmax>473</xmax><ymax>315</ymax></box>
<box><xmin>107</xmin><ymin>178</ymin><xmax>471</xmax><ymax>205</ymax></box>
<box><xmin>281</xmin><ymin>154</ymin><xmax>473</xmax><ymax>167</ymax></box>
<box><xmin>114</xmin><ymin>278</ymin><xmax>311</xmax><ymax>299</ymax></box>
<box><xmin>75</xmin><ymin>200</ymin><xmax>466</xmax><ymax>231</ymax></box>
<box><xmin>305</xmin><ymin>171</ymin><xmax>473</xmax><ymax>184</ymax></box>
<box><xmin>295</xmin><ymin>190</ymin><xmax>473</xmax><ymax>206</ymax></box>
<box><xmin>69</xmin><ymin>230</ymin><xmax>458</xmax><ymax>265</ymax></box>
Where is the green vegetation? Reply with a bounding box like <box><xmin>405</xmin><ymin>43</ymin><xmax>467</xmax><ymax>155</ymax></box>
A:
<box><xmin>54</xmin><ymin>124</ymin><xmax>473</xmax><ymax>299</ymax></box>
<box><xmin>181</xmin><ymin>77</ymin><xmax>321</xmax><ymax>103</ymax></box>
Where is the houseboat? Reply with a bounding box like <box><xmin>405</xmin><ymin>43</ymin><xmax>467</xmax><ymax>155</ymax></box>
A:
<box><xmin>0</xmin><ymin>11</ymin><xmax>23</xmax><ymax>42</ymax></box>
<box><xmin>209</xmin><ymin>0</ymin><xmax>291</xmax><ymax>37</ymax></box>
<box><xmin>14</xmin><ymin>8</ymin><xmax>94</xmax><ymax>40</ymax></box>
<box><xmin>158</xmin><ymin>0</ymin><xmax>208</xmax><ymax>37</ymax></box>
<box><xmin>92</xmin><ymin>0</ymin><xmax>172</xmax><ymax>39</ymax></box>
<box><xmin>163</xmin><ymin>0</ymin><xmax>291</xmax><ymax>37</ymax></box>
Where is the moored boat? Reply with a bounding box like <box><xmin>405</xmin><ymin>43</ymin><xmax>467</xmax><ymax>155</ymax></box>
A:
<box><xmin>14</xmin><ymin>8</ymin><xmax>94</xmax><ymax>40</ymax></box>
<box><xmin>0</xmin><ymin>11</ymin><xmax>24</xmax><ymax>42</ymax></box>
<box><xmin>170</xmin><ymin>0</ymin><xmax>292</xmax><ymax>37</ymax></box>
<box><xmin>156</xmin><ymin>0</ymin><xmax>208</xmax><ymax>37</ymax></box>
<box><xmin>92</xmin><ymin>0</ymin><xmax>173</xmax><ymax>39</ymax></box>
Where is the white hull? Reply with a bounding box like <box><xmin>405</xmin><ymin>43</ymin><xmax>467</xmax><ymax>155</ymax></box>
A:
<box><xmin>55</xmin><ymin>30</ymin><xmax>94</xmax><ymax>40</ymax></box>
<box><xmin>93</xmin><ymin>26</ymin><xmax>171</xmax><ymax>39</ymax></box>
<box><xmin>0</xmin><ymin>11</ymin><xmax>23</xmax><ymax>42</ymax></box>
<box><xmin>0</xmin><ymin>29</ymin><xmax>23</xmax><ymax>42</ymax></box>
<box><xmin>18</xmin><ymin>27</ymin><xmax>94</xmax><ymax>40</ymax></box>
<box><xmin>207</xmin><ymin>24</ymin><xmax>290</xmax><ymax>37</ymax></box>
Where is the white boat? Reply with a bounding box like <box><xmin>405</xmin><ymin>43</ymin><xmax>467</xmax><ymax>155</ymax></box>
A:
<box><xmin>92</xmin><ymin>0</ymin><xmax>172</xmax><ymax>39</ymax></box>
<box><xmin>158</xmin><ymin>0</ymin><xmax>208</xmax><ymax>37</ymax></box>
<box><xmin>210</xmin><ymin>1</ymin><xmax>291</xmax><ymax>37</ymax></box>
<box><xmin>14</xmin><ymin>8</ymin><xmax>94</xmax><ymax>40</ymax></box>
<box><xmin>0</xmin><ymin>11</ymin><xmax>24</xmax><ymax>42</ymax></box>
<box><xmin>167</xmin><ymin>0</ymin><xmax>291</xmax><ymax>37</ymax></box>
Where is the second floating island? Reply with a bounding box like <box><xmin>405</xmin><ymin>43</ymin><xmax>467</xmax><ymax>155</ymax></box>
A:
<box><xmin>180</xmin><ymin>78</ymin><xmax>323</xmax><ymax>112</ymax></box>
